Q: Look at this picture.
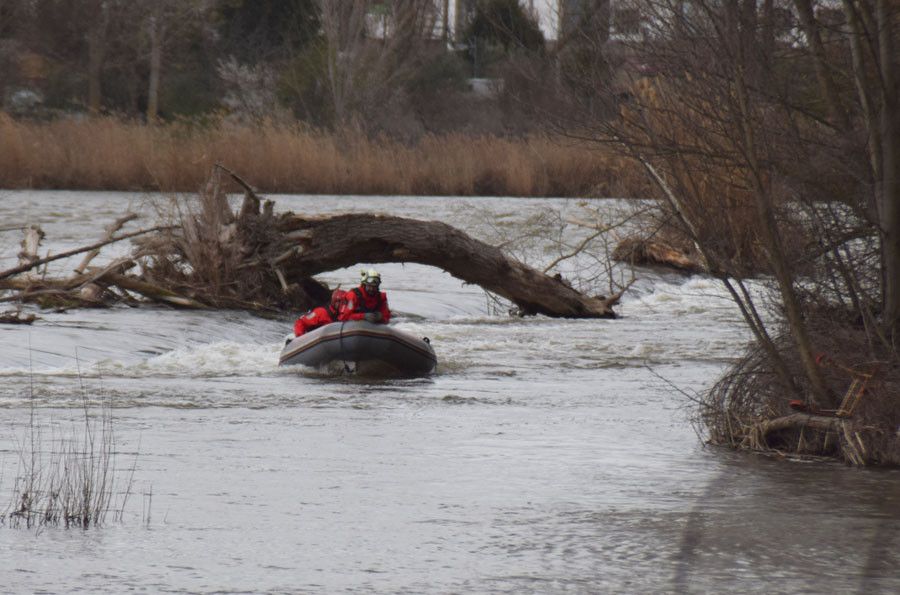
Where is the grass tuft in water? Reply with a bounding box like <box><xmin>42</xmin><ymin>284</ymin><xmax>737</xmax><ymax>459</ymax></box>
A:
<box><xmin>0</xmin><ymin>355</ymin><xmax>136</xmax><ymax>529</ymax></box>
<box><xmin>0</xmin><ymin>401</ymin><xmax>134</xmax><ymax>529</ymax></box>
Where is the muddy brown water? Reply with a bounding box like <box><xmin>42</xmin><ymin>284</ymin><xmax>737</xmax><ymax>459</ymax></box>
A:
<box><xmin>0</xmin><ymin>191</ymin><xmax>898</xmax><ymax>593</ymax></box>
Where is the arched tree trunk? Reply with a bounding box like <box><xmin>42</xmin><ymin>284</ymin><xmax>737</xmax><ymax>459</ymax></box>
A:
<box><xmin>274</xmin><ymin>213</ymin><xmax>618</xmax><ymax>318</ymax></box>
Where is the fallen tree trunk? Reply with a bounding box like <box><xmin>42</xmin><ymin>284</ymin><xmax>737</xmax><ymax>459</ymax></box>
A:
<box><xmin>274</xmin><ymin>214</ymin><xmax>618</xmax><ymax>318</ymax></box>
<box><xmin>2</xmin><ymin>167</ymin><xmax>624</xmax><ymax>318</ymax></box>
<box><xmin>105</xmin><ymin>274</ymin><xmax>207</xmax><ymax>309</ymax></box>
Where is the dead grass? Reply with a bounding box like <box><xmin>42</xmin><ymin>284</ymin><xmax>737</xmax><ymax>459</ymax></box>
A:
<box><xmin>0</xmin><ymin>352</ymin><xmax>137</xmax><ymax>529</ymax></box>
<box><xmin>1</xmin><ymin>401</ymin><xmax>132</xmax><ymax>529</ymax></box>
<box><xmin>0</xmin><ymin>113</ymin><xmax>649</xmax><ymax>197</ymax></box>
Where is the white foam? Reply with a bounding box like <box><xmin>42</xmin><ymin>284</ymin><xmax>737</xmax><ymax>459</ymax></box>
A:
<box><xmin>108</xmin><ymin>341</ymin><xmax>283</xmax><ymax>377</ymax></box>
<box><xmin>0</xmin><ymin>341</ymin><xmax>284</xmax><ymax>378</ymax></box>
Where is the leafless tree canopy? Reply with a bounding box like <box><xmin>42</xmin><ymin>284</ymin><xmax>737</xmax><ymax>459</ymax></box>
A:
<box><xmin>558</xmin><ymin>0</ymin><xmax>899</xmax><ymax>462</ymax></box>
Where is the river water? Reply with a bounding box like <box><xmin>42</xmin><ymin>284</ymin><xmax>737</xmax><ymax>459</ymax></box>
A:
<box><xmin>0</xmin><ymin>190</ymin><xmax>897</xmax><ymax>594</ymax></box>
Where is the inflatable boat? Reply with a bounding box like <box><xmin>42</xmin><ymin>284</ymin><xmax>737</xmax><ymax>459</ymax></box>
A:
<box><xmin>279</xmin><ymin>320</ymin><xmax>437</xmax><ymax>375</ymax></box>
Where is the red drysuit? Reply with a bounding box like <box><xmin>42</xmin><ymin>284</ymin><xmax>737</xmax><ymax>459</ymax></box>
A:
<box><xmin>292</xmin><ymin>289</ymin><xmax>347</xmax><ymax>336</ymax></box>
<box><xmin>340</xmin><ymin>286</ymin><xmax>391</xmax><ymax>324</ymax></box>
<box><xmin>293</xmin><ymin>306</ymin><xmax>339</xmax><ymax>336</ymax></box>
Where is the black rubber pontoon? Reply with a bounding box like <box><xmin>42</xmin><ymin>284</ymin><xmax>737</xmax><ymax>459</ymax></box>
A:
<box><xmin>279</xmin><ymin>321</ymin><xmax>437</xmax><ymax>375</ymax></box>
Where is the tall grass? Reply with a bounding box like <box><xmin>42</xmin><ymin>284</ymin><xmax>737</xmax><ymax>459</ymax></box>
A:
<box><xmin>0</xmin><ymin>114</ymin><xmax>649</xmax><ymax>197</ymax></box>
<box><xmin>1</xmin><ymin>406</ymin><xmax>119</xmax><ymax>528</ymax></box>
<box><xmin>0</xmin><ymin>360</ymin><xmax>135</xmax><ymax>529</ymax></box>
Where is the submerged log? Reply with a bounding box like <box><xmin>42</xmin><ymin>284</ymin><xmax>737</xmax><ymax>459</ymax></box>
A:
<box><xmin>756</xmin><ymin>412</ymin><xmax>842</xmax><ymax>435</ymax></box>
<box><xmin>0</xmin><ymin>309</ymin><xmax>36</xmax><ymax>324</ymax></box>
<box><xmin>746</xmin><ymin>412</ymin><xmax>869</xmax><ymax>465</ymax></box>
<box><xmin>105</xmin><ymin>274</ymin><xmax>207</xmax><ymax>309</ymax></box>
<box><xmin>612</xmin><ymin>237</ymin><xmax>705</xmax><ymax>273</ymax></box>
<box><xmin>274</xmin><ymin>214</ymin><xmax>618</xmax><ymax>318</ymax></box>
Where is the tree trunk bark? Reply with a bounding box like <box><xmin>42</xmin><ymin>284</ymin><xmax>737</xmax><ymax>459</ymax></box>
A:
<box><xmin>274</xmin><ymin>213</ymin><xmax>618</xmax><ymax>318</ymax></box>
<box><xmin>18</xmin><ymin>225</ymin><xmax>44</xmax><ymax>269</ymax></box>
<box><xmin>146</xmin><ymin>15</ymin><xmax>162</xmax><ymax>122</ymax></box>
<box><xmin>843</xmin><ymin>0</ymin><xmax>881</xmax><ymax>179</ymax></box>
<box><xmin>86</xmin><ymin>2</ymin><xmax>108</xmax><ymax>114</ymax></box>
<box><xmin>442</xmin><ymin>0</ymin><xmax>449</xmax><ymax>41</ymax></box>
<box><xmin>730</xmin><ymin>4</ymin><xmax>830</xmax><ymax>405</ymax></box>
<box><xmin>757</xmin><ymin>412</ymin><xmax>842</xmax><ymax>435</ymax></box>
<box><xmin>794</xmin><ymin>0</ymin><xmax>851</xmax><ymax>130</ymax></box>
<box><xmin>876</xmin><ymin>0</ymin><xmax>900</xmax><ymax>338</ymax></box>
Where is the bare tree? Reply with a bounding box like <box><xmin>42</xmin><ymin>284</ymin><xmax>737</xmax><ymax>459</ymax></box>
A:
<box><xmin>85</xmin><ymin>0</ymin><xmax>111</xmax><ymax>113</ymax></box>
<box><xmin>865</xmin><ymin>0</ymin><xmax>900</xmax><ymax>338</ymax></box>
<box><xmin>140</xmin><ymin>0</ymin><xmax>212</xmax><ymax>121</ymax></box>
<box><xmin>549</xmin><ymin>0</ymin><xmax>900</xmax><ymax>462</ymax></box>
<box><xmin>562</xmin><ymin>0</ymin><xmax>898</xmax><ymax>416</ymax></box>
<box><xmin>315</xmin><ymin>0</ymin><xmax>440</xmax><ymax>130</ymax></box>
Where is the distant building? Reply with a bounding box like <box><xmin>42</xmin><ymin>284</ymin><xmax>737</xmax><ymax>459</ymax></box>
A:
<box><xmin>365</xmin><ymin>0</ymin><xmax>471</xmax><ymax>43</ymax></box>
<box><xmin>373</xmin><ymin>0</ymin><xmax>553</xmax><ymax>45</ymax></box>
<box><xmin>365</xmin><ymin>1</ymin><xmax>565</xmax><ymax>46</ymax></box>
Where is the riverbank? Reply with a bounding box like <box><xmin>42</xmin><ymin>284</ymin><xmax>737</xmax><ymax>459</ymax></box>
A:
<box><xmin>0</xmin><ymin>114</ymin><xmax>651</xmax><ymax>198</ymax></box>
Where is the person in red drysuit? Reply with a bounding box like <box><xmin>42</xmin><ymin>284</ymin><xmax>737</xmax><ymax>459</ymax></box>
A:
<box><xmin>339</xmin><ymin>269</ymin><xmax>391</xmax><ymax>324</ymax></box>
<box><xmin>293</xmin><ymin>289</ymin><xmax>346</xmax><ymax>337</ymax></box>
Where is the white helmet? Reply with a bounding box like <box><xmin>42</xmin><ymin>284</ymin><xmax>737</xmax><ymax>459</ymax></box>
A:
<box><xmin>360</xmin><ymin>268</ymin><xmax>381</xmax><ymax>286</ymax></box>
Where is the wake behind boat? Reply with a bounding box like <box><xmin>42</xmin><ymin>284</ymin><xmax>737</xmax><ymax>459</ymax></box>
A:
<box><xmin>279</xmin><ymin>320</ymin><xmax>437</xmax><ymax>375</ymax></box>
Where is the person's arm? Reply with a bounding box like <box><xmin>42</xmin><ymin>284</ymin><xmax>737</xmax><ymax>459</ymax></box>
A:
<box><xmin>363</xmin><ymin>295</ymin><xmax>390</xmax><ymax>323</ymax></box>
<box><xmin>293</xmin><ymin>315</ymin><xmax>309</xmax><ymax>336</ymax></box>
<box><xmin>311</xmin><ymin>308</ymin><xmax>333</xmax><ymax>328</ymax></box>
<box><xmin>294</xmin><ymin>308</ymin><xmax>328</xmax><ymax>335</ymax></box>
<box><xmin>338</xmin><ymin>294</ymin><xmax>366</xmax><ymax>321</ymax></box>
<box><xmin>378</xmin><ymin>293</ymin><xmax>391</xmax><ymax>324</ymax></box>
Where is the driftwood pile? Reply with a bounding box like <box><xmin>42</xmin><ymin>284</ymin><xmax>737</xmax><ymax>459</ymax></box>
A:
<box><xmin>1</xmin><ymin>167</ymin><xmax>622</xmax><ymax>319</ymax></box>
<box><xmin>611</xmin><ymin>237</ymin><xmax>705</xmax><ymax>273</ymax></box>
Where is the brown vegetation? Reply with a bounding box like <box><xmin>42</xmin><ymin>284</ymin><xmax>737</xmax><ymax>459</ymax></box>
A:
<box><xmin>569</xmin><ymin>0</ymin><xmax>900</xmax><ymax>466</ymax></box>
<box><xmin>1</xmin><ymin>401</ymin><xmax>131</xmax><ymax>529</ymax></box>
<box><xmin>0</xmin><ymin>114</ymin><xmax>651</xmax><ymax>198</ymax></box>
<box><xmin>702</xmin><ymin>333</ymin><xmax>900</xmax><ymax>466</ymax></box>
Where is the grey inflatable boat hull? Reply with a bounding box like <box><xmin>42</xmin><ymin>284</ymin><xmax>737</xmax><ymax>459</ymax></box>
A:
<box><xmin>279</xmin><ymin>321</ymin><xmax>437</xmax><ymax>375</ymax></box>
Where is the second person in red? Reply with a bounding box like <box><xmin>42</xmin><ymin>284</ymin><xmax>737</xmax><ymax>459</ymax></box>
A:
<box><xmin>293</xmin><ymin>289</ymin><xmax>346</xmax><ymax>337</ymax></box>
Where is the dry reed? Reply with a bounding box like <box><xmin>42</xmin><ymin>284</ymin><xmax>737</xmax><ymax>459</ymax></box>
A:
<box><xmin>0</xmin><ymin>114</ymin><xmax>649</xmax><ymax>197</ymax></box>
<box><xmin>1</xmin><ymin>404</ymin><xmax>128</xmax><ymax>529</ymax></box>
<box><xmin>0</xmin><ymin>360</ymin><xmax>135</xmax><ymax>529</ymax></box>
